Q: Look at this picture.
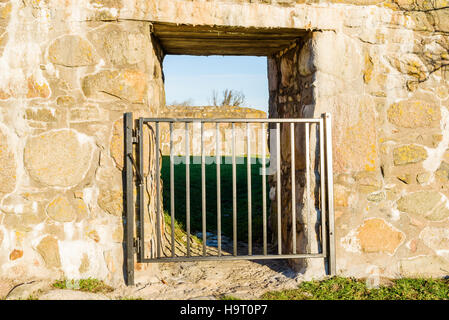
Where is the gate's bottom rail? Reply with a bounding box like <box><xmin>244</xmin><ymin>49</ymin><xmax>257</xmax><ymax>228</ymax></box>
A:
<box><xmin>139</xmin><ymin>254</ymin><xmax>324</xmax><ymax>264</ymax></box>
<box><xmin>124</xmin><ymin>113</ymin><xmax>335</xmax><ymax>285</ymax></box>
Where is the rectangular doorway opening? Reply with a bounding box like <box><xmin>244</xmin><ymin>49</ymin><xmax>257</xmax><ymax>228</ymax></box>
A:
<box><xmin>161</xmin><ymin>54</ymin><xmax>270</xmax><ymax>254</ymax></box>
<box><xmin>123</xmin><ymin>23</ymin><xmax>335</xmax><ymax>285</ymax></box>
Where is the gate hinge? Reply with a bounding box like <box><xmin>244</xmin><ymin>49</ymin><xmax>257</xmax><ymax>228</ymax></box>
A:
<box><xmin>133</xmin><ymin>238</ymin><xmax>141</xmax><ymax>254</ymax></box>
<box><xmin>132</xmin><ymin>129</ymin><xmax>139</xmax><ymax>144</ymax></box>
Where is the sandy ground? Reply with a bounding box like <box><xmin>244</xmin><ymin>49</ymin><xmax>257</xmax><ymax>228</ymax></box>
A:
<box><xmin>2</xmin><ymin>238</ymin><xmax>312</xmax><ymax>300</ymax></box>
<box><xmin>2</xmin><ymin>256</ymin><xmax>307</xmax><ymax>300</ymax></box>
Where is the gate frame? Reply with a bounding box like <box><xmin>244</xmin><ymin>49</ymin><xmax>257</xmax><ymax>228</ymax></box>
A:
<box><xmin>123</xmin><ymin>112</ymin><xmax>335</xmax><ymax>286</ymax></box>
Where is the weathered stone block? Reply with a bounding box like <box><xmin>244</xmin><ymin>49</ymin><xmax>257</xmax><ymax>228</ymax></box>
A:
<box><xmin>98</xmin><ymin>189</ymin><xmax>123</xmax><ymax>216</ymax></box>
<box><xmin>25</xmin><ymin>108</ymin><xmax>58</xmax><ymax>122</ymax></box>
<box><xmin>334</xmin><ymin>184</ymin><xmax>349</xmax><ymax>207</ymax></box>
<box><xmin>435</xmin><ymin>161</ymin><xmax>449</xmax><ymax>182</ymax></box>
<box><xmin>46</xmin><ymin>196</ymin><xmax>77</xmax><ymax>223</ymax></box>
<box><xmin>81</xmin><ymin>69</ymin><xmax>147</xmax><ymax>103</ymax></box>
<box><xmin>397</xmin><ymin>191</ymin><xmax>449</xmax><ymax>221</ymax></box>
<box><xmin>332</xmin><ymin>96</ymin><xmax>379</xmax><ymax>173</ymax></box>
<box><xmin>69</xmin><ymin>105</ymin><xmax>101</xmax><ymax>122</ymax></box>
<box><xmin>36</xmin><ymin>236</ymin><xmax>61</xmax><ymax>268</ymax></box>
<box><xmin>400</xmin><ymin>256</ymin><xmax>449</xmax><ymax>277</ymax></box>
<box><xmin>74</xmin><ymin>199</ymin><xmax>89</xmax><ymax>221</ymax></box>
<box><xmin>387</xmin><ymin>100</ymin><xmax>441</xmax><ymax>128</ymax></box>
<box><xmin>393</xmin><ymin>144</ymin><xmax>427</xmax><ymax>166</ymax></box>
<box><xmin>27</xmin><ymin>76</ymin><xmax>50</xmax><ymax>99</ymax></box>
<box><xmin>397</xmin><ymin>191</ymin><xmax>440</xmax><ymax>215</ymax></box>
<box><xmin>9</xmin><ymin>249</ymin><xmax>23</xmax><ymax>261</ymax></box>
<box><xmin>356</xmin><ymin>218</ymin><xmax>404</xmax><ymax>254</ymax></box>
<box><xmin>297</xmin><ymin>39</ymin><xmax>315</xmax><ymax>77</ymax></box>
<box><xmin>314</xmin><ymin>32</ymin><xmax>362</xmax><ymax>81</ymax></box>
<box><xmin>367</xmin><ymin>191</ymin><xmax>385</xmax><ymax>202</ymax></box>
<box><xmin>110</xmin><ymin>119</ymin><xmax>124</xmax><ymax>170</ymax></box>
<box><xmin>79</xmin><ymin>253</ymin><xmax>90</xmax><ymax>274</ymax></box>
<box><xmin>430</xmin><ymin>9</ymin><xmax>449</xmax><ymax>33</ymax></box>
<box><xmin>56</xmin><ymin>95</ymin><xmax>76</xmax><ymax>107</ymax></box>
<box><xmin>0</xmin><ymin>128</ymin><xmax>16</xmax><ymax>194</ymax></box>
<box><xmin>420</xmin><ymin>226</ymin><xmax>449</xmax><ymax>252</ymax></box>
<box><xmin>24</xmin><ymin>129</ymin><xmax>94</xmax><ymax>187</ymax></box>
<box><xmin>102</xmin><ymin>28</ymin><xmax>147</xmax><ymax>66</ymax></box>
<box><xmin>48</xmin><ymin>35</ymin><xmax>98</xmax><ymax>67</ymax></box>
<box><xmin>416</xmin><ymin>172</ymin><xmax>431</xmax><ymax>184</ymax></box>
<box><xmin>354</xmin><ymin>171</ymin><xmax>382</xmax><ymax>188</ymax></box>
<box><xmin>112</xmin><ymin>225</ymin><xmax>123</xmax><ymax>242</ymax></box>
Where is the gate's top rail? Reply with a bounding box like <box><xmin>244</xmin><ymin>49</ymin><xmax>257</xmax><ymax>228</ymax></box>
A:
<box><xmin>141</xmin><ymin>117</ymin><xmax>322</xmax><ymax>123</ymax></box>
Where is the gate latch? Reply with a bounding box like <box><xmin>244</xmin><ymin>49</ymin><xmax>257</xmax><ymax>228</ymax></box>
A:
<box><xmin>132</xmin><ymin>129</ymin><xmax>139</xmax><ymax>144</ymax></box>
<box><xmin>133</xmin><ymin>238</ymin><xmax>141</xmax><ymax>254</ymax></box>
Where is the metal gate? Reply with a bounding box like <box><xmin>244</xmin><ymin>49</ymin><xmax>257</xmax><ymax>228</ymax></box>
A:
<box><xmin>124</xmin><ymin>112</ymin><xmax>335</xmax><ymax>285</ymax></box>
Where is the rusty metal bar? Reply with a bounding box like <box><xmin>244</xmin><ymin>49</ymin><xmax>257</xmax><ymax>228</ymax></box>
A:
<box><xmin>124</xmin><ymin>112</ymin><xmax>134</xmax><ymax>286</ymax></box>
<box><xmin>185</xmin><ymin>122</ymin><xmax>191</xmax><ymax>257</ymax></box>
<box><xmin>155</xmin><ymin>122</ymin><xmax>161</xmax><ymax>258</ymax></box>
<box><xmin>305</xmin><ymin>122</ymin><xmax>310</xmax><ymax>254</ymax></box>
<box><xmin>232</xmin><ymin>122</ymin><xmax>237</xmax><ymax>256</ymax></box>
<box><xmin>276</xmin><ymin>122</ymin><xmax>281</xmax><ymax>255</ymax></box>
<box><xmin>216</xmin><ymin>122</ymin><xmax>222</xmax><ymax>256</ymax></box>
<box><xmin>319</xmin><ymin>119</ymin><xmax>327</xmax><ymax>257</ymax></box>
<box><xmin>170</xmin><ymin>122</ymin><xmax>175</xmax><ymax>257</ymax></box>
<box><xmin>324</xmin><ymin>113</ymin><xmax>336</xmax><ymax>275</ymax></box>
<box><xmin>247</xmin><ymin>122</ymin><xmax>252</xmax><ymax>256</ymax></box>
<box><xmin>291</xmin><ymin>122</ymin><xmax>296</xmax><ymax>254</ymax></box>
<box><xmin>262</xmin><ymin>122</ymin><xmax>267</xmax><ymax>256</ymax></box>
<box><xmin>201</xmin><ymin>122</ymin><xmax>207</xmax><ymax>256</ymax></box>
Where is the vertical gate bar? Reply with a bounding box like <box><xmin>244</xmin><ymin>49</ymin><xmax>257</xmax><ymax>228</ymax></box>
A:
<box><xmin>276</xmin><ymin>122</ymin><xmax>282</xmax><ymax>255</ymax></box>
<box><xmin>138</xmin><ymin>118</ymin><xmax>144</xmax><ymax>261</ymax></box>
<box><xmin>155</xmin><ymin>121</ymin><xmax>161</xmax><ymax>258</ymax></box>
<box><xmin>201</xmin><ymin>122</ymin><xmax>207</xmax><ymax>256</ymax></box>
<box><xmin>232</xmin><ymin>122</ymin><xmax>237</xmax><ymax>256</ymax></box>
<box><xmin>262</xmin><ymin>122</ymin><xmax>267</xmax><ymax>256</ymax></box>
<box><xmin>305</xmin><ymin>122</ymin><xmax>311</xmax><ymax>254</ymax></box>
<box><xmin>185</xmin><ymin>122</ymin><xmax>191</xmax><ymax>257</ymax></box>
<box><xmin>247</xmin><ymin>122</ymin><xmax>252</xmax><ymax>256</ymax></box>
<box><xmin>324</xmin><ymin>113</ymin><xmax>336</xmax><ymax>275</ymax></box>
<box><xmin>170</xmin><ymin>122</ymin><xmax>175</xmax><ymax>257</ymax></box>
<box><xmin>216</xmin><ymin>123</ymin><xmax>222</xmax><ymax>256</ymax></box>
<box><xmin>319</xmin><ymin>118</ymin><xmax>327</xmax><ymax>256</ymax></box>
<box><xmin>124</xmin><ymin>112</ymin><xmax>134</xmax><ymax>286</ymax></box>
<box><xmin>290</xmin><ymin>122</ymin><xmax>296</xmax><ymax>254</ymax></box>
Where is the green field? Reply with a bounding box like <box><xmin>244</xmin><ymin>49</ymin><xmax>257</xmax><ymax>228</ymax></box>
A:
<box><xmin>160</xmin><ymin>155</ymin><xmax>270</xmax><ymax>242</ymax></box>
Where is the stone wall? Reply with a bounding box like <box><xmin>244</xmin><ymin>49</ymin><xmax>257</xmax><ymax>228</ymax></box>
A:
<box><xmin>267</xmin><ymin>35</ymin><xmax>319</xmax><ymax>274</ymax></box>
<box><xmin>0</xmin><ymin>2</ymin><xmax>164</xmax><ymax>285</ymax></box>
<box><xmin>0</xmin><ymin>0</ymin><xmax>448</xmax><ymax>285</ymax></box>
<box><xmin>160</xmin><ymin>105</ymin><xmax>267</xmax><ymax>156</ymax></box>
<box><xmin>266</xmin><ymin>4</ymin><xmax>449</xmax><ymax>278</ymax></box>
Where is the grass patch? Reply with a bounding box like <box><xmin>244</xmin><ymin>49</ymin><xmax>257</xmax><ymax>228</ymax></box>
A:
<box><xmin>161</xmin><ymin>155</ymin><xmax>270</xmax><ymax>241</ymax></box>
<box><xmin>261</xmin><ymin>277</ymin><xmax>449</xmax><ymax>300</ymax></box>
<box><xmin>120</xmin><ymin>296</ymin><xmax>144</xmax><ymax>300</ymax></box>
<box><xmin>26</xmin><ymin>290</ymin><xmax>43</xmax><ymax>300</ymax></box>
<box><xmin>220</xmin><ymin>295</ymin><xmax>241</xmax><ymax>300</ymax></box>
<box><xmin>163</xmin><ymin>210</ymin><xmax>203</xmax><ymax>246</ymax></box>
<box><xmin>52</xmin><ymin>278</ymin><xmax>114</xmax><ymax>294</ymax></box>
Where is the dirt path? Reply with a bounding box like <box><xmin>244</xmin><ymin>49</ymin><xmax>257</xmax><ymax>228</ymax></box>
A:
<box><xmin>125</xmin><ymin>258</ymin><xmax>301</xmax><ymax>300</ymax></box>
<box><xmin>3</xmin><ymin>258</ymin><xmax>302</xmax><ymax>300</ymax></box>
<box><xmin>118</xmin><ymin>234</ymin><xmax>303</xmax><ymax>300</ymax></box>
<box><xmin>3</xmin><ymin>238</ymin><xmax>305</xmax><ymax>300</ymax></box>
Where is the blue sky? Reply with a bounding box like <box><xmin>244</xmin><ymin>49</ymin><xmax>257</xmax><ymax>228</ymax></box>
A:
<box><xmin>163</xmin><ymin>55</ymin><xmax>269</xmax><ymax>112</ymax></box>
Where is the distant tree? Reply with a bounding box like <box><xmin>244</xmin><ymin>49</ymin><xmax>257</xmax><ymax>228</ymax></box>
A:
<box><xmin>209</xmin><ymin>89</ymin><xmax>246</xmax><ymax>107</ymax></box>
<box><xmin>168</xmin><ymin>98</ymin><xmax>194</xmax><ymax>107</ymax></box>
